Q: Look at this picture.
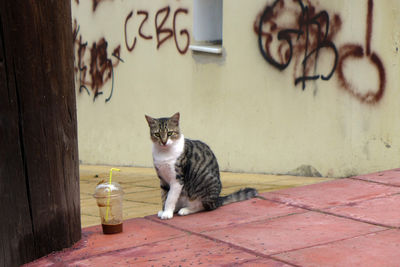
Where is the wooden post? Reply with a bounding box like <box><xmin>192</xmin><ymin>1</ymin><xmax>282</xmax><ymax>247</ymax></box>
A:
<box><xmin>0</xmin><ymin>1</ymin><xmax>81</xmax><ymax>266</ymax></box>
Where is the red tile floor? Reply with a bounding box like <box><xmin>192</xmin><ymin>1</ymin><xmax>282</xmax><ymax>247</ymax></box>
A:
<box><xmin>25</xmin><ymin>169</ymin><xmax>400</xmax><ymax>266</ymax></box>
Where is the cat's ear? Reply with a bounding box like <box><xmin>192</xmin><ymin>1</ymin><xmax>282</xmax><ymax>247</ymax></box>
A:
<box><xmin>170</xmin><ymin>112</ymin><xmax>180</xmax><ymax>125</ymax></box>
<box><xmin>145</xmin><ymin>115</ymin><xmax>156</xmax><ymax>127</ymax></box>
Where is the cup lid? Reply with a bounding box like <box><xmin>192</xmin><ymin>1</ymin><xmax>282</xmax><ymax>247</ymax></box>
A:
<box><xmin>94</xmin><ymin>182</ymin><xmax>124</xmax><ymax>198</ymax></box>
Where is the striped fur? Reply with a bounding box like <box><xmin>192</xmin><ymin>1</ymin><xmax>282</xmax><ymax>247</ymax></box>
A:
<box><xmin>145</xmin><ymin>112</ymin><xmax>258</xmax><ymax>219</ymax></box>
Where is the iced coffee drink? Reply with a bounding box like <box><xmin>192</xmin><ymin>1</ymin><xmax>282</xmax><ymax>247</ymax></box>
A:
<box><xmin>94</xmin><ymin>182</ymin><xmax>124</xmax><ymax>234</ymax></box>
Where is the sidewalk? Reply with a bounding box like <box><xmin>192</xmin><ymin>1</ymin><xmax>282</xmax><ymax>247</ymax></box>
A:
<box><xmin>79</xmin><ymin>165</ymin><xmax>333</xmax><ymax>227</ymax></box>
<box><xmin>25</xmin><ymin>167</ymin><xmax>400</xmax><ymax>266</ymax></box>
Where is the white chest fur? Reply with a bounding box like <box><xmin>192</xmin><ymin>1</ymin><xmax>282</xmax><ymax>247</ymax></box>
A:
<box><xmin>152</xmin><ymin>134</ymin><xmax>185</xmax><ymax>184</ymax></box>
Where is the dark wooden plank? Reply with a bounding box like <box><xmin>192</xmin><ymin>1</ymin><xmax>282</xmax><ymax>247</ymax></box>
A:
<box><xmin>0</xmin><ymin>12</ymin><xmax>36</xmax><ymax>267</ymax></box>
<box><xmin>0</xmin><ymin>1</ymin><xmax>81</xmax><ymax>266</ymax></box>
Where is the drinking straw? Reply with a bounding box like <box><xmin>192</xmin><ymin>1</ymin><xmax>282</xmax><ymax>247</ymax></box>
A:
<box><xmin>105</xmin><ymin>168</ymin><xmax>120</xmax><ymax>222</ymax></box>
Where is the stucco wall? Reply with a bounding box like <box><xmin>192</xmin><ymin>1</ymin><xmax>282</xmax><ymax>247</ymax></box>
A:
<box><xmin>72</xmin><ymin>0</ymin><xmax>400</xmax><ymax>177</ymax></box>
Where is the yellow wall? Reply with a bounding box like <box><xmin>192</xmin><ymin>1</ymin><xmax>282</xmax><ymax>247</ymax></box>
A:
<box><xmin>72</xmin><ymin>0</ymin><xmax>400</xmax><ymax>177</ymax></box>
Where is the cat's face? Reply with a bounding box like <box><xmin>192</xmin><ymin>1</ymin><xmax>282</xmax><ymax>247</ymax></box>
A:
<box><xmin>145</xmin><ymin>112</ymin><xmax>181</xmax><ymax>147</ymax></box>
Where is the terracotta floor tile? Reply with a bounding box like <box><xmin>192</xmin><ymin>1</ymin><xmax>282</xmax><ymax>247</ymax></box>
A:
<box><xmin>30</xmin><ymin>218</ymin><xmax>185</xmax><ymax>264</ymax></box>
<box><xmin>204</xmin><ymin>211</ymin><xmax>383</xmax><ymax>255</ymax></box>
<box><xmin>261</xmin><ymin>178</ymin><xmax>400</xmax><ymax>209</ymax></box>
<box><xmin>275</xmin><ymin>229</ymin><xmax>400</xmax><ymax>267</ymax></box>
<box><xmin>69</xmin><ymin>235</ymin><xmax>262</xmax><ymax>267</ymax></box>
<box><xmin>149</xmin><ymin>198</ymin><xmax>305</xmax><ymax>233</ymax></box>
<box><xmin>323</xmin><ymin>193</ymin><xmax>400</xmax><ymax>227</ymax></box>
<box><xmin>354</xmin><ymin>168</ymin><xmax>400</xmax><ymax>186</ymax></box>
<box><xmin>236</xmin><ymin>258</ymin><xmax>294</xmax><ymax>267</ymax></box>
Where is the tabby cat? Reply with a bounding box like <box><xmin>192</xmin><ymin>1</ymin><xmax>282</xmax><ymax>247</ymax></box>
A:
<box><xmin>145</xmin><ymin>112</ymin><xmax>258</xmax><ymax>220</ymax></box>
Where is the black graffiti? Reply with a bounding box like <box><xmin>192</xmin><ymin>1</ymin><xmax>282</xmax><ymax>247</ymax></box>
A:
<box><xmin>255</xmin><ymin>0</ymin><xmax>341</xmax><ymax>90</ymax></box>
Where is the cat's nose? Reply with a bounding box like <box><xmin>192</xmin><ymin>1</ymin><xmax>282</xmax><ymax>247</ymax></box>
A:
<box><xmin>160</xmin><ymin>136</ymin><xmax>168</xmax><ymax>145</ymax></box>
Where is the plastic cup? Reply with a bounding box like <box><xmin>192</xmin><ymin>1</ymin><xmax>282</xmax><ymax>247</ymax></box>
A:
<box><xmin>93</xmin><ymin>182</ymin><xmax>124</xmax><ymax>234</ymax></box>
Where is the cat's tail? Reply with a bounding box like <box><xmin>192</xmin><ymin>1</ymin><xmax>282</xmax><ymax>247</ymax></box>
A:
<box><xmin>218</xmin><ymin>187</ymin><xmax>258</xmax><ymax>206</ymax></box>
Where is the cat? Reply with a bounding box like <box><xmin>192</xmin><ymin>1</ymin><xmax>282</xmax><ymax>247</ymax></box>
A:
<box><xmin>145</xmin><ymin>112</ymin><xmax>258</xmax><ymax>220</ymax></box>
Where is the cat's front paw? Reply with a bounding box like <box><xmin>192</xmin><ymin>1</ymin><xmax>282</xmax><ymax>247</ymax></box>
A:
<box><xmin>158</xmin><ymin>210</ymin><xmax>173</xmax><ymax>220</ymax></box>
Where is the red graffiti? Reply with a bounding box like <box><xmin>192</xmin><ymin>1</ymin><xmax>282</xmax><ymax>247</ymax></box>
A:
<box><xmin>337</xmin><ymin>0</ymin><xmax>385</xmax><ymax>104</ymax></box>
<box><xmin>124</xmin><ymin>6</ymin><xmax>190</xmax><ymax>55</ymax></box>
<box><xmin>173</xmin><ymin>8</ymin><xmax>190</xmax><ymax>54</ymax></box>
<box><xmin>73</xmin><ymin>4</ymin><xmax>189</xmax><ymax>102</ymax></box>
<box><xmin>124</xmin><ymin>11</ymin><xmax>137</xmax><ymax>52</ymax></box>
<box><xmin>92</xmin><ymin>0</ymin><xmax>113</xmax><ymax>12</ymax></box>
<box><xmin>89</xmin><ymin>39</ymin><xmax>120</xmax><ymax>101</ymax></box>
<box><xmin>73</xmin><ymin>20</ymin><xmax>123</xmax><ymax>102</ymax></box>
<box><xmin>138</xmin><ymin>11</ymin><xmax>152</xmax><ymax>40</ymax></box>
<box><xmin>155</xmin><ymin>7</ymin><xmax>174</xmax><ymax>49</ymax></box>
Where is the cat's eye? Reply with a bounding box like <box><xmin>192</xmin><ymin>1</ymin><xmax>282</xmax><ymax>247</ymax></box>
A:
<box><xmin>167</xmin><ymin>132</ymin><xmax>173</xmax><ymax>136</ymax></box>
<box><xmin>154</xmin><ymin>133</ymin><xmax>160</xmax><ymax>137</ymax></box>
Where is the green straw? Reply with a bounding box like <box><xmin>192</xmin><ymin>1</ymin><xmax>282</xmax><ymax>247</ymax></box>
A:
<box><xmin>105</xmin><ymin>168</ymin><xmax>120</xmax><ymax>222</ymax></box>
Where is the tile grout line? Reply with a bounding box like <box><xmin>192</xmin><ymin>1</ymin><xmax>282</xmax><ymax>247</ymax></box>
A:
<box><xmin>55</xmin><ymin>232</ymin><xmax>187</xmax><ymax>264</ymax></box>
<box><xmin>261</xmin><ymin>196</ymin><xmax>398</xmax><ymax>229</ymax></box>
<box><xmin>62</xmin><ymin>237</ymin><xmax>186</xmax><ymax>265</ymax></box>
<box><xmin>269</xmin><ymin>228</ymin><xmax>392</xmax><ymax>258</ymax></box>
<box><xmin>146</xmin><ymin>207</ymin><xmax>392</xmax><ymax>266</ymax></box>
<box><xmin>64</xmin><ymin>217</ymin><xmax>390</xmax><ymax>266</ymax></box>
<box><xmin>312</xmin><ymin>208</ymin><xmax>398</xmax><ymax>229</ymax></box>
<box><xmin>349</xmin><ymin>176</ymin><xmax>400</xmax><ymax>188</ymax></box>
<box><xmin>200</xmin><ymin>212</ymin><xmax>311</xmax><ymax>235</ymax></box>
<box><xmin>77</xmin><ymin>166</ymin><xmax>400</xmax><ymax>263</ymax></box>
<box><xmin>144</xmin><ymin>216</ymin><xmax>301</xmax><ymax>267</ymax></box>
